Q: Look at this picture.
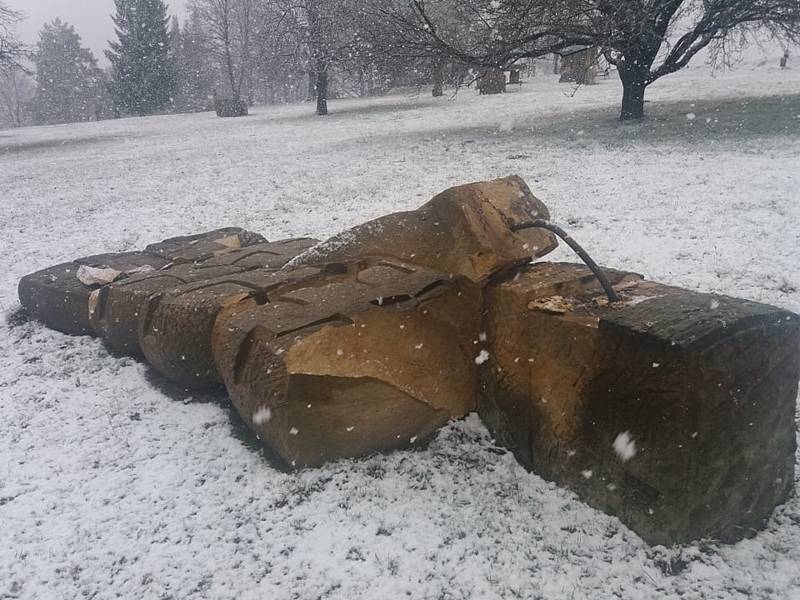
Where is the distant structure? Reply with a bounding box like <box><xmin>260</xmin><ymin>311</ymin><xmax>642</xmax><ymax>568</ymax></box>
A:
<box><xmin>477</xmin><ymin>68</ymin><xmax>507</xmax><ymax>94</ymax></box>
<box><xmin>559</xmin><ymin>47</ymin><xmax>599</xmax><ymax>85</ymax></box>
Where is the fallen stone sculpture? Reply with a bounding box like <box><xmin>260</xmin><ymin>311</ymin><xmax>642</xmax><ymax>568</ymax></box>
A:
<box><xmin>17</xmin><ymin>176</ymin><xmax>799</xmax><ymax>546</ymax></box>
<box><xmin>480</xmin><ymin>263</ymin><xmax>798</xmax><ymax>545</ymax></box>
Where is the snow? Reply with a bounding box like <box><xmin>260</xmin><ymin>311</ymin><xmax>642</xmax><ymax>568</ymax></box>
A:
<box><xmin>2</xmin><ymin>65</ymin><xmax>800</xmax><ymax>599</ymax></box>
<box><xmin>475</xmin><ymin>349</ymin><xmax>491</xmax><ymax>365</ymax></box>
<box><xmin>612</xmin><ymin>431</ymin><xmax>638</xmax><ymax>462</ymax></box>
<box><xmin>252</xmin><ymin>406</ymin><xmax>271</xmax><ymax>426</ymax></box>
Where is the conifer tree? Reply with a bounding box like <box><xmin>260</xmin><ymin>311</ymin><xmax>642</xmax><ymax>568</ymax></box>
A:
<box><xmin>106</xmin><ymin>0</ymin><xmax>177</xmax><ymax>116</ymax></box>
<box><xmin>32</xmin><ymin>19</ymin><xmax>109</xmax><ymax>124</ymax></box>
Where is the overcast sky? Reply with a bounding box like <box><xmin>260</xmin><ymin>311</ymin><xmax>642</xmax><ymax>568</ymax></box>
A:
<box><xmin>7</xmin><ymin>0</ymin><xmax>188</xmax><ymax>64</ymax></box>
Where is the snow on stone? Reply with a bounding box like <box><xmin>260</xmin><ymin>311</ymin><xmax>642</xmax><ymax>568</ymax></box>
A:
<box><xmin>613</xmin><ymin>431</ymin><xmax>637</xmax><ymax>462</ymax></box>
<box><xmin>252</xmin><ymin>406</ymin><xmax>272</xmax><ymax>425</ymax></box>
<box><xmin>76</xmin><ymin>264</ymin><xmax>121</xmax><ymax>286</ymax></box>
<box><xmin>474</xmin><ymin>349</ymin><xmax>490</xmax><ymax>365</ymax></box>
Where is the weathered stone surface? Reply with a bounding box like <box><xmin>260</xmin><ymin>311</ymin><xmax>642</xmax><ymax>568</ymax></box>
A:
<box><xmin>480</xmin><ymin>262</ymin><xmax>799</xmax><ymax>545</ymax></box>
<box><xmin>90</xmin><ymin>238</ymin><xmax>318</xmax><ymax>355</ymax></box>
<box><xmin>213</xmin><ymin>259</ymin><xmax>482</xmax><ymax>467</ymax></box>
<box><xmin>292</xmin><ymin>176</ymin><xmax>557</xmax><ymax>282</ymax></box>
<box><xmin>144</xmin><ymin>227</ymin><xmax>267</xmax><ymax>264</ymax></box>
<box><xmin>139</xmin><ymin>267</ymin><xmax>324</xmax><ymax>388</ymax></box>
<box><xmin>199</xmin><ymin>238</ymin><xmax>318</xmax><ymax>270</ymax></box>
<box><xmin>18</xmin><ymin>252</ymin><xmax>169</xmax><ymax>335</ymax></box>
<box><xmin>215</xmin><ymin>98</ymin><xmax>248</xmax><ymax>117</ymax></box>
<box><xmin>18</xmin><ymin>228</ymin><xmax>269</xmax><ymax>336</ymax></box>
<box><xmin>90</xmin><ymin>264</ymin><xmax>240</xmax><ymax>354</ymax></box>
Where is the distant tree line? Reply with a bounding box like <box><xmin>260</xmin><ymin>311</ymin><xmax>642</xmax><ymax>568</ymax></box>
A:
<box><xmin>1</xmin><ymin>0</ymin><xmax>799</xmax><ymax>127</ymax></box>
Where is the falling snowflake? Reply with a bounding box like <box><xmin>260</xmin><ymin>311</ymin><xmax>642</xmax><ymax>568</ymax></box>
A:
<box><xmin>252</xmin><ymin>406</ymin><xmax>272</xmax><ymax>425</ymax></box>
<box><xmin>474</xmin><ymin>350</ymin><xmax>490</xmax><ymax>365</ymax></box>
<box><xmin>613</xmin><ymin>431</ymin><xmax>637</xmax><ymax>462</ymax></box>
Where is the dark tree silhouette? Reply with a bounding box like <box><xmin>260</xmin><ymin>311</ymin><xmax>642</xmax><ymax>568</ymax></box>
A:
<box><xmin>386</xmin><ymin>0</ymin><xmax>800</xmax><ymax>120</ymax></box>
<box><xmin>32</xmin><ymin>19</ymin><xmax>109</xmax><ymax>124</ymax></box>
<box><xmin>106</xmin><ymin>0</ymin><xmax>177</xmax><ymax>116</ymax></box>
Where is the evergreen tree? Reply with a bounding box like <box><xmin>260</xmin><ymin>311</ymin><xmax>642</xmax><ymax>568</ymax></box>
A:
<box><xmin>106</xmin><ymin>0</ymin><xmax>177</xmax><ymax>116</ymax></box>
<box><xmin>32</xmin><ymin>19</ymin><xmax>109</xmax><ymax>125</ymax></box>
<box><xmin>175</xmin><ymin>9</ymin><xmax>214</xmax><ymax>112</ymax></box>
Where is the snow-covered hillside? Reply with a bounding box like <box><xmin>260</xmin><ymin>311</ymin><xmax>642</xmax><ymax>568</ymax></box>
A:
<box><xmin>1</xmin><ymin>66</ymin><xmax>799</xmax><ymax>599</ymax></box>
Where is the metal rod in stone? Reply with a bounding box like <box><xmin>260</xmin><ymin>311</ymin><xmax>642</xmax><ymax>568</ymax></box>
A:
<box><xmin>511</xmin><ymin>220</ymin><xmax>621</xmax><ymax>304</ymax></box>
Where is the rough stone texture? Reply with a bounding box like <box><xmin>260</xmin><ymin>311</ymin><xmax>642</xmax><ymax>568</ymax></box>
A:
<box><xmin>199</xmin><ymin>238</ymin><xmax>318</xmax><ymax>270</ymax></box>
<box><xmin>292</xmin><ymin>176</ymin><xmax>558</xmax><ymax>282</ymax></box>
<box><xmin>215</xmin><ymin>98</ymin><xmax>248</xmax><ymax>117</ymax></box>
<box><xmin>480</xmin><ymin>262</ymin><xmax>799</xmax><ymax>545</ymax></box>
<box><xmin>18</xmin><ymin>228</ymin><xmax>268</xmax><ymax>336</ymax></box>
<box><xmin>90</xmin><ymin>238</ymin><xmax>318</xmax><ymax>355</ymax></box>
<box><xmin>213</xmin><ymin>258</ymin><xmax>482</xmax><ymax>467</ymax></box>
<box><xmin>139</xmin><ymin>267</ymin><xmax>324</xmax><ymax>388</ymax></box>
<box><xmin>144</xmin><ymin>227</ymin><xmax>267</xmax><ymax>264</ymax></box>
<box><xmin>90</xmin><ymin>264</ymin><xmax>240</xmax><ymax>355</ymax></box>
<box><xmin>17</xmin><ymin>252</ymin><xmax>170</xmax><ymax>336</ymax></box>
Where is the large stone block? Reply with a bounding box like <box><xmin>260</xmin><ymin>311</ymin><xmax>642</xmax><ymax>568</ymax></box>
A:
<box><xmin>90</xmin><ymin>238</ymin><xmax>318</xmax><ymax>355</ymax></box>
<box><xmin>144</xmin><ymin>227</ymin><xmax>267</xmax><ymax>264</ymax></box>
<box><xmin>17</xmin><ymin>252</ymin><xmax>170</xmax><ymax>335</ymax></box>
<box><xmin>480</xmin><ymin>262</ymin><xmax>799</xmax><ymax>544</ymax></box>
<box><xmin>198</xmin><ymin>238</ymin><xmax>318</xmax><ymax>270</ymax></box>
<box><xmin>138</xmin><ymin>267</ymin><xmax>324</xmax><ymax>388</ymax></box>
<box><xmin>292</xmin><ymin>176</ymin><xmax>557</xmax><ymax>282</ymax></box>
<box><xmin>213</xmin><ymin>259</ymin><xmax>482</xmax><ymax>467</ymax></box>
<box><xmin>18</xmin><ymin>228</ymin><xmax>268</xmax><ymax>336</ymax></box>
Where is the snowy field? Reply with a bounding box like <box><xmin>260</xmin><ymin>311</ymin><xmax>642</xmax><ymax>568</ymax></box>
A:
<box><xmin>1</xmin><ymin>65</ymin><xmax>800</xmax><ymax>599</ymax></box>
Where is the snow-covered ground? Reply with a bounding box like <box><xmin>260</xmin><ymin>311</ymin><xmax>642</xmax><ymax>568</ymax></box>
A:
<box><xmin>1</xmin><ymin>65</ymin><xmax>799</xmax><ymax>599</ymax></box>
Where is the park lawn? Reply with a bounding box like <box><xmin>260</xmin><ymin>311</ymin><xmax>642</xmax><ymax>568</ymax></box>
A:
<box><xmin>1</xmin><ymin>64</ymin><xmax>799</xmax><ymax>599</ymax></box>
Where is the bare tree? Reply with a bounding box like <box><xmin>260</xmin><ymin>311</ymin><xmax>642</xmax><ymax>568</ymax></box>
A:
<box><xmin>0</xmin><ymin>66</ymin><xmax>33</xmax><ymax>127</ymax></box>
<box><xmin>0</xmin><ymin>2</ymin><xmax>27</xmax><ymax>73</ymax></box>
<box><xmin>354</xmin><ymin>0</ymin><xmax>478</xmax><ymax>97</ymax></box>
<box><xmin>386</xmin><ymin>0</ymin><xmax>800</xmax><ymax>120</ymax></box>
<box><xmin>191</xmin><ymin>0</ymin><xmax>259</xmax><ymax>103</ymax></box>
<box><xmin>272</xmin><ymin>0</ymin><xmax>362</xmax><ymax>115</ymax></box>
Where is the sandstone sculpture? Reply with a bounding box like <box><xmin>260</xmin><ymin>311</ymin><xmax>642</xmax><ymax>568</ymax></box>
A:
<box><xmin>480</xmin><ymin>262</ymin><xmax>798</xmax><ymax>544</ymax></box>
<box><xmin>17</xmin><ymin>176</ymin><xmax>799</xmax><ymax>546</ymax></box>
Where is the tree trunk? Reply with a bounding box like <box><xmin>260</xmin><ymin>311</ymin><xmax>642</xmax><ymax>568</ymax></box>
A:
<box><xmin>316</xmin><ymin>66</ymin><xmax>328</xmax><ymax>116</ymax></box>
<box><xmin>618</xmin><ymin>67</ymin><xmax>648</xmax><ymax>121</ymax></box>
<box><xmin>306</xmin><ymin>71</ymin><xmax>316</xmax><ymax>102</ymax></box>
<box><xmin>432</xmin><ymin>59</ymin><xmax>444</xmax><ymax>97</ymax></box>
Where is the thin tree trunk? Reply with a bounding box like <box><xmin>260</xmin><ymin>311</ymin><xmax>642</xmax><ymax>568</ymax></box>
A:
<box><xmin>223</xmin><ymin>35</ymin><xmax>237</xmax><ymax>100</ymax></box>
<box><xmin>307</xmin><ymin>71</ymin><xmax>316</xmax><ymax>102</ymax></box>
<box><xmin>432</xmin><ymin>58</ymin><xmax>444</xmax><ymax>97</ymax></box>
<box><xmin>316</xmin><ymin>65</ymin><xmax>328</xmax><ymax>116</ymax></box>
